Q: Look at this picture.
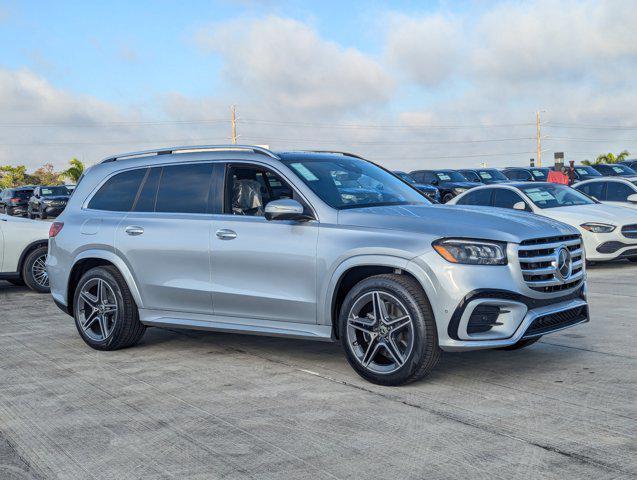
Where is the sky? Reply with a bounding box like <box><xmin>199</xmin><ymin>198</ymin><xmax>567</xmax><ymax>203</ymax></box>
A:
<box><xmin>0</xmin><ymin>0</ymin><xmax>636</xmax><ymax>171</ymax></box>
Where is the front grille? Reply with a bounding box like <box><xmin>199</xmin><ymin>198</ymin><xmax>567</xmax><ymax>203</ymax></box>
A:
<box><xmin>518</xmin><ymin>235</ymin><xmax>584</xmax><ymax>292</ymax></box>
<box><xmin>622</xmin><ymin>224</ymin><xmax>637</xmax><ymax>239</ymax></box>
<box><xmin>524</xmin><ymin>305</ymin><xmax>588</xmax><ymax>337</ymax></box>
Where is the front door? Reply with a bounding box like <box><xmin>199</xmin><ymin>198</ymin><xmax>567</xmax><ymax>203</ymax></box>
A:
<box><xmin>211</xmin><ymin>163</ymin><xmax>318</xmax><ymax>324</ymax></box>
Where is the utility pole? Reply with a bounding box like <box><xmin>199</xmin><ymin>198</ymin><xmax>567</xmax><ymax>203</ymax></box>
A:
<box><xmin>231</xmin><ymin>105</ymin><xmax>237</xmax><ymax>145</ymax></box>
<box><xmin>536</xmin><ymin>110</ymin><xmax>542</xmax><ymax>167</ymax></box>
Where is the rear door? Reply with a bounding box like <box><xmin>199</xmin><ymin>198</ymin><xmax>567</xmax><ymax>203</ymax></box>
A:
<box><xmin>115</xmin><ymin>163</ymin><xmax>216</xmax><ymax>314</ymax></box>
<box><xmin>605</xmin><ymin>181</ymin><xmax>636</xmax><ymax>208</ymax></box>
<box><xmin>210</xmin><ymin>163</ymin><xmax>319</xmax><ymax>324</ymax></box>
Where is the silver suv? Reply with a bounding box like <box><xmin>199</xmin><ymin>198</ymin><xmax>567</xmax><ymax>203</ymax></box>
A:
<box><xmin>47</xmin><ymin>146</ymin><xmax>589</xmax><ymax>385</ymax></box>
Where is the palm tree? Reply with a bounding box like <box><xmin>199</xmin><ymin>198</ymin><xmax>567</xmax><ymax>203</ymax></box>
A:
<box><xmin>62</xmin><ymin>158</ymin><xmax>85</xmax><ymax>183</ymax></box>
<box><xmin>582</xmin><ymin>150</ymin><xmax>630</xmax><ymax>165</ymax></box>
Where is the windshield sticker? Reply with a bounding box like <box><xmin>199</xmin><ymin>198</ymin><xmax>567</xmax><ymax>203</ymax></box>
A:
<box><xmin>531</xmin><ymin>170</ymin><xmax>546</xmax><ymax>177</ymax></box>
<box><xmin>437</xmin><ymin>173</ymin><xmax>451</xmax><ymax>181</ymax></box>
<box><xmin>613</xmin><ymin>166</ymin><xmax>624</xmax><ymax>173</ymax></box>
<box><xmin>479</xmin><ymin>172</ymin><xmax>493</xmax><ymax>179</ymax></box>
<box><xmin>290</xmin><ymin>163</ymin><xmax>319</xmax><ymax>181</ymax></box>
<box><xmin>575</xmin><ymin>168</ymin><xmax>588</xmax><ymax>175</ymax></box>
<box><xmin>525</xmin><ymin>189</ymin><xmax>555</xmax><ymax>202</ymax></box>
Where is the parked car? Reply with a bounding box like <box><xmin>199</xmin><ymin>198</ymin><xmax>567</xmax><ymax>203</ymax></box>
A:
<box><xmin>590</xmin><ymin>163</ymin><xmax>637</xmax><ymax>178</ymax></box>
<box><xmin>393</xmin><ymin>171</ymin><xmax>441</xmax><ymax>202</ymax></box>
<box><xmin>48</xmin><ymin>146</ymin><xmax>589</xmax><ymax>386</ymax></box>
<box><xmin>0</xmin><ymin>213</ymin><xmax>51</xmax><ymax>292</ymax></box>
<box><xmin>408</xmin><ymin>169</ymin><xmax>476</xmax><ymax>203</ymax></box>
<box><xmin>457</xmin><ymin>168</ymin><xmax>511</xmax><ymax>184</ymax></box>
<box><xmin>567</xmin><ymin>165</ymin><xmax>604</xmax><ymax>182</ymax></box>
<box><xmin>502</xmin><ymin>167</ymin><xmax>550</xmax><ymax>182</ymax></box>
<box><xmin>450</xmin><ymin>182</ymin><xmax>637</xmax><ymax>262</ymax></box>
<box><xmin>0</xmin><ymin>187</ymin><xmax>34</xmax><ymax>216</ymax></box>
<box><xmin>574</xmin><ymin>177</ymin><xmax>637</xmax><ymax>210</ymax></box>
<box><xmin>28</xmin><ymin>185</ymin><xmax>71</xmax><ymax>219</ymax></box>
<box><xmin>620</xmin><ymin>159</ymin><xmax>637</xmax><ymax>170</ymax></box>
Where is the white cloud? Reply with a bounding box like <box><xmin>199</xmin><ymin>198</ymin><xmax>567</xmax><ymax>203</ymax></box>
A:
<box><xmin>384</xmin><ymin>13</ymin><xmax>461</xmax><ymax>87</ymax></box>
<box><xmin>195</xmin><ymin>15</ymin><xmax>394</xmax><ymax>113</ymax></box>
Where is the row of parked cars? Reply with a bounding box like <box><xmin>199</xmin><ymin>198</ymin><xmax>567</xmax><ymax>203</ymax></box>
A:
<box><xmin>1</xmin><ymin>146</ymin><xmax>635</xmax><ymax>386</ymax></box>
<box><xmin>0</xmin><ymin>185</ymin><xmax>73</xmax><ymax>219</ymax></box>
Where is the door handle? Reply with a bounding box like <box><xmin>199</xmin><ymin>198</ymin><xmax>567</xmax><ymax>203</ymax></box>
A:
<box><xmin>215</xmin><ymin>228</ymin><xmax>237</xmax><ymax>240</ymax></box>
<box><xmin>125</xmin><ymin>225</ymin><xmax>144</xmax><ymax>236</ymax></box>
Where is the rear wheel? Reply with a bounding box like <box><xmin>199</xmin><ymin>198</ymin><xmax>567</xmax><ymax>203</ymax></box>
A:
<box><xmin>498</xmin><ymin>337</ymin><xmax>541</xmax><ymax>350</ymax></box>
<box><xmin>73</xmin><ymin>266</ymin><xmax>146</xmax><ymax>350</ymax></box>
<box><xmin>22</xmin><ymin>245</ymin><xmax>50</xmax><ymax>293</ymax></box>
<box><xmin>339</xmin><ymin>274</ymin><xmax>440</xmax><ymax>386</ymax></box>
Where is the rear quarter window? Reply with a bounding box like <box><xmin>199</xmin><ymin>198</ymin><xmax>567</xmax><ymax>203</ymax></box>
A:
<box><xmin>87</xmin><ymin>168</ymin><xmax>147</xmax><ymax>212</ymax></box>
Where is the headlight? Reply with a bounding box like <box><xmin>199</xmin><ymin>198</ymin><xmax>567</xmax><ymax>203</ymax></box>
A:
<box><xmin>453</xmin><ymin>188</ymin><xmax>467</xmax><ymax>195</ymax></box>
<box><xmin>580</xmin><ymin>223</ymin><xmax>616</xmax><ymax>233</ymax></box>
<box><xmin>43</xmin><ymin>199</ymin><xmax>53</xmax><ymax>204</ymax></box>
<box><xmin>433</xmin><ymin>238</ymin><xmax>508</xmax><ymax>265</ymax></box>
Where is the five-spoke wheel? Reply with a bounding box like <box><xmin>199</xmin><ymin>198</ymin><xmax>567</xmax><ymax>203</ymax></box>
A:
<box><xmin>77</xmin><ymin>278</ymin><xmax>118</xmax><ymax>342</ymax></box>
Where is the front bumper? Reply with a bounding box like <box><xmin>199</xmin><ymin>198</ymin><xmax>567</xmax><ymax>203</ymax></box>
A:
<box><xmin>43</xmin><ymin>206</ymin><xmax>66</xmax><ymax>216</ymax></box>
<box><xmin>581</xmin><ymin>228</ymin><xmax>637</xmax><ymax>261</ymax></box>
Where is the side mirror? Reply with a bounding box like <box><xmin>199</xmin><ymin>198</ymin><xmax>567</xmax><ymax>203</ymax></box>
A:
<box><xmin>513</xmin><ymin>201</ymin><xmax>527</xmax><ymax>211</ymax></box>
<box><xmin>431</xmin><ymin>179</ymin><xmax>439</xmax><ymax>185</ymax></box>
<box><xmin>264</xmin><ymin>199</ymin><xmax>311</xmax><ymax>221</ymax></box>
<box><xmin>628</xmin><ymin>193</ymin><xmax>637</xmax><ymax>204</ymax></box>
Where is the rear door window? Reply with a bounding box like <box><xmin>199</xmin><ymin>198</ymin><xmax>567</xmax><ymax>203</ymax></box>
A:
<box><xmin>155</xmin><ymin>163</ymin><xmax>214</xmax><ymax>214</ymax></box>
<box><xmin>606</xmin><ymin>182</ymin><xmax>635</xmax><ymax>201</ymax></box>
<box><xmin>87</xmin><ymin>168</ymin><xmax>147</xmax><ymax>212</ymax></box>
<box><xmin>576</xmin><ymin>182</ymin><xmax>606</xmax><ymax>201</ymax></box>
<box><xmin>455</xmin><ymin>189</ymin><xmax>493</xmax><ymax>206</ymax></box>
<box><xmin>493</xmin><ymin>189</ymin><xmax>527</xmax><ymax>210</ymax></box>
<box><xmin>133</xmin><ymin>167</ymin><xmax>162</xmax><ymax>212</ymax></box>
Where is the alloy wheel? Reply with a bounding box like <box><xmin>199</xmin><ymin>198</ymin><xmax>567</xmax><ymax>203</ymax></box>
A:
<box><xmin>31</xmin><ymin>253</ymin><xmax>49</xmax><ymax>288</ymax></box>
<box><xmin>77</xmin><ymin>278</ymin><xmax>118</xmax><ymax>342</ymax></box>
<box><xmin>346</xmin><ymin>291</ymin><xmax>415</xmax><ymax>375</ymax></box>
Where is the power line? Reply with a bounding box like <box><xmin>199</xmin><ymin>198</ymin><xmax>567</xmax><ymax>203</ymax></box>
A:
<box><xmin>546</xmin><ymin>122</ymin><xmax>637</xmax><ymax>130</ymax></box>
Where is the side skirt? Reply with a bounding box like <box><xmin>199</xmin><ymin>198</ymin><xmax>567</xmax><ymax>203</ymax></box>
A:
<box><xmin>139</xmin><ymin>309</ymin><xmax>334</xmax><ymax>342</ymax></box>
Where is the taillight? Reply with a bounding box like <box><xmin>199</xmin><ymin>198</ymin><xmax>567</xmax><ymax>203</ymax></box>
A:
<box><xmin>10</xmin><ymin>198</ymin><xmax>20</xmax><ymax>203</ymax></box>
<box><xmin>49</xmin><ymin>222</ymin><xmax>64</xmax><ymax>238</ymax></box>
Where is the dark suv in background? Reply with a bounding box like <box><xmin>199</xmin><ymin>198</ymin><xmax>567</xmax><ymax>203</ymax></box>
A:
<box><xmin>393</xmin><ymin>171</ymin><xmax>441</xmax><ymax>202</ymax></box>
<box><xmin>457</xmin><ymin>168</ymin><xmax>511</xmax><ymax>184</ymax></box>
<box><xmin>591</xmin><ymin>163</ymin><xmax>637</xmax><ymax>178</ymax></box>
<box><xmin>502</xmin><ymin>167</ymin><xmax>550</xmax><ymax>182</ymax></box>
<box><xmin>0</xmin><ymin>187</ymin><xmax>34</xmax><ymax>216</ymax></box>
<box><xmin>28</xmin><ymin>185</ymin><xmax>71</xmax><ymax>219</ymax></box>
<box><xmin>409</xmin><ymin>169</ymin><xmax>476</xmax><ymax>203</ymax></box>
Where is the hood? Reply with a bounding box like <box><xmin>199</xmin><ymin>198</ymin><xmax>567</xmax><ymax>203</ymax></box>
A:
<box><xmin>483</xmin><ymin>179</ymin><xmax>511</xmax><ymax>184</ymax></box>
<box><xmin>338</xmin><ymin>204</ymin><xmax>577</xmax><ymax>243</ymax></box>
<box><xmin>540</xmin><ymin>203</ymin><xmax>637</xmax><ymax>225</ymax></box>
<box><xmin>440</xmin><ymin>181</ymin><xmax>477</xmax><ymax>189</ymax></box>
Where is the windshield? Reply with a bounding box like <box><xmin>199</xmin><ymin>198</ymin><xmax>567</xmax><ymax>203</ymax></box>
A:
<box><xmin>575</xmin><ymin>166</ymin><xmax>601</xmax><ymax>177</ymax></box>
<box><xmin>519</xmin><ymin>184</ymin><xmax>595</xmax><ymax>209</ymax></box>
<box><xmin>478</xmin><ymin>169</ymin><xmax>508</xmax><ymax>181</ymax></box>
<box><xmin>436</xmin><ymin>170</ymin><xmax>468</xmax><ymax>182</ymax></box>
<box><xmin>40</xmin><ymin>186</ymin><xmax>69</xmax><ymax>196</ymax></box>
<box><xmin>611</xmin><ymin>164</ymin><xmax>636</xmax><ymax>175</ymax></box>
<box><xmin>530</xmin><ymin>168</ymin><xmax>549</xmax><ymax>179</ymax></box>
<box><xmin>283</xmin><ymin>157</ymin><xmax>429</xmax><ymax>209</ymax></box>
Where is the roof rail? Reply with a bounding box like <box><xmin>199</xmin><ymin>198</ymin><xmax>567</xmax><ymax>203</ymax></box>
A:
<box><xmin>100</xmin><ymin>145</ymin><xmax>279</xmax><ymax>163</ymax></box>
<box><xmin>300</xmin><ymin>150</ymin><xmax>366</xmax><ymax>160</ymax></box>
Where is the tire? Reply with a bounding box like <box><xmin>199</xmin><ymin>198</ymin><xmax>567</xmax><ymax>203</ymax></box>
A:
<box><xmin>40</xmin><ymin>208</ymin><xmax>47</xmax><ymax>220</ymax></box>
<box><xmin>73</xmin><ymin>266</ymin><xmax>146</xmax><ymax>350</ymax></box>
<box><xmin>442</xmin><ymin>193</ymin><xmax>454</xmax><ymax>203</ymax></box>
<box><xmin>27</xmin><ymin>207</ymin><xmax>35</xmax><ymax>220</ymax></box>
<box><xmin>22</xmin><ymin>245</ymin><xmax>50</xmax><ymax>293</ymax></box>
<box><xmin>339</xmin><ymin>274</ymin><xmax>440</xmax><ymax>386</ymax></box>
<box><xmin>497</xmin><ymin>337</ymin><xmax>541</xmax><ymax>351</ymax></box>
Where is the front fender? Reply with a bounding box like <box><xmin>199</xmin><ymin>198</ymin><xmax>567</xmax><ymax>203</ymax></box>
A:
<box><xmin>72</xmin><ymin>249</ymin><xmax>144</xmax><ymax>308</ymax></box>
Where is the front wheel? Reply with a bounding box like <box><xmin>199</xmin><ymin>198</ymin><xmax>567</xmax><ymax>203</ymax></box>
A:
<box><xmin>339</xmin><ymin>274</ymin><xmax>440</xmax><ymax>386</ymax></box>
<box><xmin>73</xmin><ymin>266</ymin><xmax>146</xmax><ymax>350</ymax></box>
<box><xmin>442</xmin><ymin>193</ymin><xmax>454</xmax><ymax>203</ymax></box>
<box><xmin>40</xmin><ymin>208</ymin><xmax>47</xmax><ymax>220</ymax></box>
<box><xmin>22</xmin><ymin>246</ymin><xmax>50</xmax><ymax>293</ymax></box>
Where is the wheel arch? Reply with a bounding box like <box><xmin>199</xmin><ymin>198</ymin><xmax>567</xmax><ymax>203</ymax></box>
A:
<box><xmin>324</xmin><ymin>255</ymin><xmax>437</xmax><ymax>339</ymax></box>
<box><xmin>17</xmin><ymin>240</ymin><xmax>48</xmax><ymax>277</ymax></box>
<box><xmin>67</xmin><ymin>250</ymin><xmax>143</xmax><ymax>313</ymax></box>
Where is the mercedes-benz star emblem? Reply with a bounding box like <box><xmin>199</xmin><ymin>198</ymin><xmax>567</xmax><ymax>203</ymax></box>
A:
<box><xmin>553</xmin><ymin>246</ymin><xmax>572</xmax><ymax>281</ymax></box>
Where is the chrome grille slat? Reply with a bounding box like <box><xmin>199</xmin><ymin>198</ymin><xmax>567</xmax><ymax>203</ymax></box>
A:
<box><xmin>518</xmin><ymin>235</ymin><xmax>584</xmax><ymax>292</ymax></box>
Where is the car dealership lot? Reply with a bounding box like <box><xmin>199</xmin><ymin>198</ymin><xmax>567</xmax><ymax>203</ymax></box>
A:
<box><xmin>0</xmin><ymin>264</ymin><xmax>635</xmax><ymax>480</ymax></box>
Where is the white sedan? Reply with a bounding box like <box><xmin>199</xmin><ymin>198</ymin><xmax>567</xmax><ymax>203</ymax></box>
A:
<box><xmin>449</xmin><ymin>182</ymin><xmax>637</xmax><ymax>262</ymax></box>
<box><xmin>0</xmin><ymin>213</ymin><xmax>51</xmax><ymax>292</ymax></box>
<box><xmin>573</xmin><ymin>177</ymin><xmax>637</xmax><ymax>210</ymax></box>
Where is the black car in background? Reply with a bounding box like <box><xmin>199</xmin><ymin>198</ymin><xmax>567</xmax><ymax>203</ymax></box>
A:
<box><xmin>502</xmin><ymin>167</ymin><xmax>550</xmax><ymax>182</ymax></box>
<box><xmin>568</xmin><ymin>165</ymin><xmax>604</xmax><ymax>182</ymax></box>
<box><xmin>621</xmin><ymin>159</ymin><xmax>637</xmax><ymax>170</ymax></box>
<box><xmin>409</xmin><ymin>169</ymin><xmax>476</xmax><ymax>203</ymax></box>
<box><xmin>0</xmin><ymin>187</ymin><xmax>34</xmax><ymax>216</ymax></box>
<box><xmin>457</xmin><ymin>168</ymin><xmax>511</xmax><ymax>184</ymax></box>
<box><xmin>592</xmin><ymin>163</ymin><xmax>637</xmax><ymax>178</ymax></box>
<box><xmin>28</xmin><ymin>185</ymin><xmax>71</xmax><ymax>219</ymax></box>
<box><xmin>393</xmin><ymin>171</ymin><xmax>441</xmax><ymax>203</ymax></box>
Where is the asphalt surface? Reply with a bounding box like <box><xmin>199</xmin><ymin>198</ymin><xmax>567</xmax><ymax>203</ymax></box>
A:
<box><xmin>0</xmin><ymin>263</ymin><xmax>635</xmax><ymax>479</ymax></box>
